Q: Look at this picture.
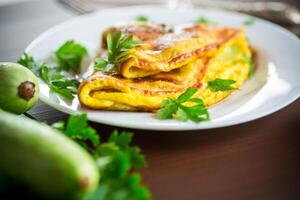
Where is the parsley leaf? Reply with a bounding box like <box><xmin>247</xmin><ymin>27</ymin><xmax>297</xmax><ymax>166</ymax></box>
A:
<box><xmin>65</xmin><ymin>113</ymin><xmax>100</xmax><ymax>146</ymax></box>
<box><xmin>54</xmin><ymin>114</ymin><xmax>150</xmax><ymax>200</ymax></box>
<box><xmin>207</xmin><ymin>78</ymin><xmax>238</xmax><ymax>92</ymax></box>
<box><xmin>196</xmin><ymin>16</ymin><xmax>217</xmax><ymax>25</ymax></box>
<box><xmin>135</xmin><ymin>15</ymin><xmax>149</xmax><ymax>22</ymax></box>
<box><xmin>55</xmin><ymin>40</ymin><xmax>87</xmax><ymax>73</ymax></box>
<box><xmin>52</xmin><ymin>113</ymin><xmax>100</xmax><ymax>146</ymax></box>
<box><xmin>94</xmin><ymin>58</ymin><xmax>108</xmax><ymax>70</ymax></box>
<box><xmin>157</xmin><ymin>99</ymin><xmax>178</xmax><ymax>120</ymax></box>
<box><xmin>17</xmin><ymin>53</ymin><xmax>42</xmax><ymax>75</ymax></box>
<box><xmin>177</xmin><ymin>103</ymin><xmax>209</xmax><ymax>123</ymax></box>
<box><xmin>108</xmin><ymin>130</ymin><xmax>146</xmax><ymax>168</ymax></box>
<box><xmin>95</xmin><ymin>31</ymin><xmax>141</xmax><ymax>73</ymax></box>
<box><xmin>243</xmin><ymin>18</ymin><xmax>256</xmax><ymax>26</ymax></box>
<box><xmin>84</xmin><ymin>173</ymin><xmax>150</xmax><ymax>200</ymax></box>
<box><xmin>39</xmin><ymin>64</ymin><xmax>76</xmax><ymax>100</ymax></box>
<box><xmin>158</xmin><ymin>87</ymin><xmax>209</xmax><ymax>123</ymax></box>
<box><xmin>18</xmin><ymin>43</ymin><xmax>84</xmax><ymax>100</ymax></box>
<box><xmin>177</xmin><ymin>87</ymin><xmax>198</xmax><ymax>103</ymax></box>
<box><xmin>89</xmin><ymin>129</ymin><xmax>149</xmax><ymax>200</ymax></box>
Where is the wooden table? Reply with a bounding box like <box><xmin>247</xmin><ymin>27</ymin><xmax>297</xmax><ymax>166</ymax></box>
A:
<box><xmin>0</xmin><ymin>1</ymin><xmax>299</xmax><ymax>199</ymax></box>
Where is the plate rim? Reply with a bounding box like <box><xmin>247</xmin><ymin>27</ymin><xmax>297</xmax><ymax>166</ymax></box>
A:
<box><xmin>25</xmin><ymin>5</ymin><xmax>300</xmax><ymax>131</ymax></box>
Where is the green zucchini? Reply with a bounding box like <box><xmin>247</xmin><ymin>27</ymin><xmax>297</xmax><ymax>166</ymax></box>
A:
<box><xmin>0</xmin><ymin>62</ymin><xmax>39</xmax><ymax>114</ymax></box>
<box><xmin>0</xmin><ymin>110</ymin><xmax>99</xmax><ymax>200</ymax></box>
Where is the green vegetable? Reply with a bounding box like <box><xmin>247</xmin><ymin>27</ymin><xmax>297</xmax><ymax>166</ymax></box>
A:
<box><xmin>17</xmin><ymin>53</ymin><xmax>42</xmax><ymax>75</ymax></box>
<box><xmin>135</xmin><ymin>15</ymin><xmax>149</xmax><ymax>22</ymax></box>
<box><xmin>52</xmin><ymin>113</ymin><xmax>100</xmax><ymax>147</ymax></box>
<box><xmin>18</xmin><ymin>53</ymin><xmax>80</xmax><ymax>100</ymax></box>
<box><xmin>0</xmin><ymin>62</ymin><xmax>39</xmax><ymax>114</ymax></box>
<box><xmin>55</xmin><ymin>40</ymin><xmax>88</xmax><ymax>73</ymax></box>
<box><xmin>95</xmin><ymin>31</ymin><xmax>141</xmax><ymax>73</ymax></box>
<box><xmin>18</xmin><ymin>40</ymin><xmax>86</xmax><ymax>100</ymax></box>
<box><xmin>245</xmin><ymin>54</ymin><xmax>255</xmax><ymax>78</ymax></box>
<box><xmin>56</xmin><ymin>114</ymin><xmax>150</xmax><ymax>200</ymax></box>
<box><xmin>158</xmin><ymin>87</ymin><xmax>209</xmax><ymax>123</ymax></box>
<box><xmin>0</xmin><ymin>110</ymin><xmax>99</xmax><ymax>200</ymax></box>
<box><xmin>196</xmin><ymin>16</ymin><xmax>217</xmax><ymax>25</ymax></box>
<box><xmin>207</xmin><ymin>78</ymin><xmax>238</xmax><ymax>92</ymax></box>
<box><xmin>243</xmin><ymin>18</ymin><xmax>256</xmax><ymax>26</ymax></box>
<box><xmin>88</xmin><ymin>131</ymin><xmax>150</xmax><ymax>200</ymax></box>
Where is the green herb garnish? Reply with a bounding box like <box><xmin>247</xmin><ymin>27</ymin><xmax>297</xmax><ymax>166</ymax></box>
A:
<box><xmin>52</xmin><ymin>113</ymin><xmax>100</xmax><ymax>147</ymax></box>
<box><xmin>245</xmin><ymin>54</ymin><xmax>255</xmax><ymax>79</ymax></box>
<box><xmin>158</xmin><ymin>87</ymin><xmax>209</xmax><ymax>123</ymax></box>
<box><xmin>95</xmin><ymin>31</ymin><xmax>141</xmax><ymax>73</ymax></box>
<box><xmin>18</xmin><ymin>40</ymin><xmax>86</xmax><ymax>100</ymax></box>
<box><xmin>54</xmin><ymin>114</ymin><xmax>150</xmax><ymax>200</ymax></box>
<box><xmin>17</xmin><ymin>53</ymin><xmax>41</xmax><ymax>75</ymax></box>
<box><xmin>207</xmin><ymin>78</ymin><xmax>238</xmax><ymax>92</ymax></box>
<box><xmin>196</xmin><ymin>16</ymin><xmax>217</xmax><ymax>25</ymax></box>
<box><xmin>55</xmin><ymin>40</ymin><xmax>87</xmax><ymax>73</ymax></box>
<box><xmin>18</xmin><ymin>52</ymin><xmax>80</xmax><ymax>100</ymax></box>
<box><xmin>135</xmin><ymin>15</ymin><xmax>149</xmax><ymax>22</ymax></box>
<box><xmin>243</xmin><ymin>18</ymin><xmax>256</xmax><ymax>26</ymax></box>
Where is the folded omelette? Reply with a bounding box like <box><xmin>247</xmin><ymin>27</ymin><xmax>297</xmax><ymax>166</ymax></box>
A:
<box><xmin>78</xmin><ymin>23</ymin><xmax>251</xmax><ymax>111</ymax></box>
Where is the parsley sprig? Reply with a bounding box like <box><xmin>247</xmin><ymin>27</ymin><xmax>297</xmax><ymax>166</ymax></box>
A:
<box><xmin>158</xmin><ymin>87</ymin><xmax>209</xmax><ymax>123</ymax></box>
<box><xmin>135</xmin><ymin>15</ymin><xmax>149</xmax><ymax>22</ymax></box>
<box><xmin>18</xmin><ymin>53</ymin><xmax>80</xmax><ymax>100</ymax></box>
<box><xmin>95</xmin><ymin>31</ymin><xmax>141</xmax><ymax>73</ymax></box>
<box><xmin>18</xmin><ymin>40</ymin><xmax>86</xmax><ymax>100</ymax></box>
<box><xmin>53</xmin><ymin>114</ymin><xmax>150</xmax><ymax>200</ymax></box>
<box><xmin>52</xmin><ymin>113</ymin><xmax>100</xmax><ymax>147</ymax></box>
<box><xmin>55</xmin><ymin>40</ymin><xmax>87</xmax><ymax>73</ymax></box>
<box><xmin>207</xmin><ymin>78</ymin><xmax>238</xmax><ymax>92</ymax></box>
<box><xmin>196</xmin><ymin>16</ymin><xmax>218</xmax><ymax>25</ymax></box>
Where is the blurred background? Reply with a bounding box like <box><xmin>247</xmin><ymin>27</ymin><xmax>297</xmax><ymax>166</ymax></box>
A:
<box><xmin>0</xmin><ymin>0</ymin><xmax>299</xmax><ymax>7</ymax></box>
<box><xmin>1</xmin><ymin>0</ymin><xmax>299</xmax><ymax>70</ymax></box>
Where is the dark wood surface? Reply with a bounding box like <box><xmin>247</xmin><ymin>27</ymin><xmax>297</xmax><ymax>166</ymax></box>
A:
<box><xmin>0</xmin><ymin>1</ymin><xmax>300</xmax><ymax>200</ymax></box>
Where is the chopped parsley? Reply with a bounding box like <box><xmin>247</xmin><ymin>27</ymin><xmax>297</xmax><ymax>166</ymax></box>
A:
<box><xmin>196</xmin><ymin>16</ymin><xmax>217</xmax><ymax>25</ymax></box>
<box><xmin>55</xmin><ymin>40</ymin><xmax>87</xmax><ymax>73</ymax></box>
<box><xmin>207</xmin><ymin>78</ymin><xmax>238</xmax><ymax>92</ymax></box>
<box><xmin>95</xmin><ymin>31</ymin><xmax>141</xmax><ymax>73</ymax></box>
<box><xmin>158</xmin><ymin>87</ymin><xmax>209</xmax><ymax>123</ymax></box>
<box><xmin>135</xmin><ymin>15</ymin><xmax>149</xmax><ymax>22</ymax></box>
<box><xmin>243</xmin><ymin>18</ymin><xmax>256</xmax><ymax>26</ymax></box>
<box><xmin>53</xmin><ymin>114</ymin><xmax>150</xmax><ymax>200</ymax></box>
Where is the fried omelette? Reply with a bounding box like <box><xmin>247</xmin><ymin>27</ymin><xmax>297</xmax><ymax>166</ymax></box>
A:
<box><xmin>78</xmin><ymin>23</ymin><xmax>251</xmax><ymax>111</ymax></box>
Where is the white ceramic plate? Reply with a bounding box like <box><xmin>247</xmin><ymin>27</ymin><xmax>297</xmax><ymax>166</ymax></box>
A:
<box><xmin>26</xmin><ymin>5</ymin><xmax>300</xmax><ymax>130</ymax></box>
